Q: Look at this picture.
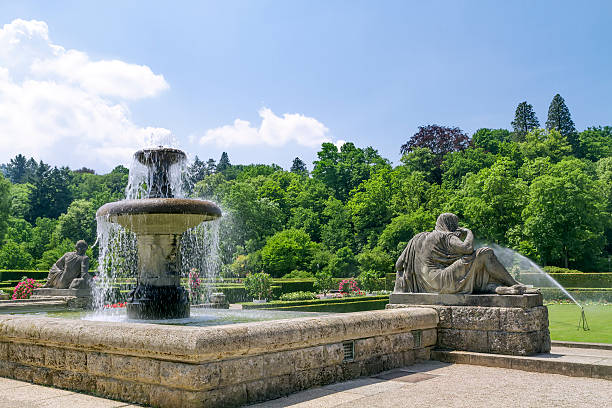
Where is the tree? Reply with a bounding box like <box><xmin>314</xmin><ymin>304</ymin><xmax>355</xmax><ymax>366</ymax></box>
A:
<box><xmin>312</xmin><ymin>142</ymin><xmax>390</xmax><ymax>202</ymax></box>
<box><xmin>260</xmin><ymin>229</ymin><xmax>315</xmax><ymax>277</ymax></box>
<box><xmin>357</xmin><ymin>247</ymin><xmax>394</xmax><ymax>276</ymax></box>
<box><xmin>471</xmin><ymin>128</ymin><xmax>512</xmax><ymax>154</ymax></box>
<box><xmin>546</xmin><ymin>94</ymin><xmax>576</xmax><ymax>150</ymax></box>
<box><xmin>347</xmin><ymin>169</ymin><xmax>393</xmax><ymax>248</ymax></box>
<box><xmin>511</xmin><ymin>101</ymin><xmax>539</xmax><ymax>140</ymax></box>
<box><xmin>188</xmin><ymin>156</ymin><xmax>209</xmax><ymax>185</ymax></box>
<box><xmin>0</xmin><ymin>240</ymin><xmax>33</xmax><ymax>269</ymax></box>
<box><xmin>73</xmin><ymin>167</ymin><xmax>95</xmax><ymax>174</ymax></box>
<box><xmin>377</xmin><ymin>209</ymin><xmax>436</xmax><ymax>258</ymax></box>
<box><xmin>449</xmin><ymin>158</ymin><xmax>527</xmax><ymax>245</ymax></box>
<box><xmin>400</xmin><ymin>125</ymin><xmax>470</xmax><ymax>168</ymax></box>
<box><xmin>576</xmin><ymin>126</ymin><xmax>612</xmax><ymax>161</ymax></box>
<box><xmin>288</xmin><ymin>207</ymin><xmax>321</xmax><ymax>241</ymax></box>
<box><xmin>519</xmin><ymin>128</ymin><xmax>572</xmax><ymax>163</ymax></box>
<box><xmin>441</xmin><ymin>148</ymin><xmax>497</xmax><ymax>189</ymax></box>
<box><xmin>0</xmin><ymin>173</ymin><xmax>12</xmax><ymax>243</ymax></box>
<box><xmin>5</xmin><ymin>154</ymin><xmax>28</xmax><ymax>183</ymax></box>
<box><xmin>321</xmin><ymin>197</ymin><xmax>353</xmax><ymax>252</ymax></box>
<box><xmin>400</xmin><ymin>147</ymin><xmax>438</xmax><ymax>183</ymax></box>
<box><xmin>326</xmin><ymin>246</ymin><xmax>358</xmax><ymax>277</ymax></box>
<box><xmin>206</xmin><ymin>158</ymin><xmax>217</xmax><ymax>174</ymax></box>
<box><xmin>523</xmin><ymin>158</ymin><xmax>606</xmax><ymax>268</ymax></box>
<box><xmin>54</xmin><ymin>199</ymin><xmax>97</xmax><ymax>246</ymax></box>
<box><xmin>290</xmin><ymin>157</ymin><xmax>308</xmax><ymax>176</ymax></box>
<box><xmin>28</xmin><ymin>218</ymin><xmax>58</xmax><ymax>261</ymax></box>
<box><xmin>217</xmin><ymin>152</ymin><xmax>231</xmax><ymax>173</ymax></box>
<box><xmin>28</xmin><ymin>165</ymin><xmax>73</xmax><ymax>222</ymax></box>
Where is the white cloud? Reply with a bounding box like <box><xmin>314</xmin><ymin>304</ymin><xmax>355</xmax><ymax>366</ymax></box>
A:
<box><xmin>0</xmin><ymin>19</ymin><xmax>170</xmax><ymax>170</ymax></box>
<box><xmin>199</xmin><ymin>107</ymin><xmax>331</xmax><ymax>148</ymax></box>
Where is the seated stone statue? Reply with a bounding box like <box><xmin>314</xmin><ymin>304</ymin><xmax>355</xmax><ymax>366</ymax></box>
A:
<box><xmin>394</xmin><ymin>213</ymin><xmax>528</xmax><ymax>295</ymax></box>
<box><xmin>43</xmin><ymin>240</ymin><xmax>92</xmax><ymax>289</ymax></box>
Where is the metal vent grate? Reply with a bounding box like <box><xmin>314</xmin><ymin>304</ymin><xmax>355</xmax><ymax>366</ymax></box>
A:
<box><xmin>413</xmin><ymin>330</ymin><xmax>422</xmax><ymax>348</ymax></box>
<box><xmin>343</xmin><ymin>341</ymin><xmax>354</xmax><ymax>361</ymax></box>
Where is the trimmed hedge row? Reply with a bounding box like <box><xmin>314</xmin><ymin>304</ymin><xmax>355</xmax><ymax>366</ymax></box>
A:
<box><xmin>385</xmin><ymin>271</ymin><xmax>612</xmax><ymax>289</ymax></box>
<box><xmin>242</xmin><ymin>295</ymin><xmax>389</xmax><ymax>309</ymax></box>
<box><xmin>529</xmin><ymin>273</ymin><xmax>612</xmax><ymax>288</ymax></box>
<box><xmin>246</xmin><ymin>298</ymin><xmax>389</xmax><ymax>313</ymax></box>
<box><xmin>540</xmin><ymin>288</ymin><xmax>612</xmax><ymax>303</ymax></box>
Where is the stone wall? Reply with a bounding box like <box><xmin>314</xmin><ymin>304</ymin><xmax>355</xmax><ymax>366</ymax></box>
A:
<box><xmin>0</xmin><ymin>308</ymin><xmax>438</xmax><ymax>408</ymax></box>
<box><xmin>387</xmin><ymin>294</ymin><xmax>550</xmax><ymax>356</ymax></box>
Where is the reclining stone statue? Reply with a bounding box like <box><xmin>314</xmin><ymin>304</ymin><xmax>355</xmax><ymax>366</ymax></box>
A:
<box><xmin>43</xmin><ymin>240</ymin><xmax>92</xmax><ymax>290</ymax></box>
<box><xmin>394</xmin><ymin>213</ymin><xmax>529</xmax><ymax>295</ymax></box>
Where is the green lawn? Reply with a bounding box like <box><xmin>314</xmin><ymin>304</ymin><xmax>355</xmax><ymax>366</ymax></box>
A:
<box><xmin>547</xmin><ymin>303</ymin><xmax>612</xmax><ymax>344</ymax></box>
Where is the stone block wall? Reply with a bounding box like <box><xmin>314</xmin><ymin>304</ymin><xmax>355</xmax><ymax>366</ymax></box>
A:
<box><xmin>387</xmin><ymin>303</ymin><xmax>550</xmax><ymax>356</ymax></box>
<box><xmin>0</xmin><ymin>308</ymin><xmax>438</xmax><ymax>408</ymax></box>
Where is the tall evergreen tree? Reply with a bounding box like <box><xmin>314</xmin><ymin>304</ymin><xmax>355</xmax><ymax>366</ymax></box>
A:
<box><xmin>290</xmin><ymin>157</ymin><xmax>308</xmax><ymax>175</ymax></box>
<box><xmin>217</xmin><ymin>152</ymin><xmax>231</xmax><ymax>173</ymax></box>
<box><xmin>511</xmin><ymin>101</ymin><xmax>540</xmax><ymax>140</ymax></box>
<box><xmin>206</xmin><ymin>158</ymin><xmax>217</xmax><ymax>174</ymax></box>
<box><xmin>5</xmin><ymin>154</ymin><xmax>28</xmax><ymax>183</ymax></box>
<box><xmin>546</xmin><ymin>94</ymin><xmax>577</xmax><ymax>151</ymax></box>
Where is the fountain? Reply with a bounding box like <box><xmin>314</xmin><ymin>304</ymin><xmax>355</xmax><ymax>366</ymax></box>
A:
<box><xmin>96</xmin><ymin>147</ymin><xmax>221</xmax><ymax>319</ymax></box>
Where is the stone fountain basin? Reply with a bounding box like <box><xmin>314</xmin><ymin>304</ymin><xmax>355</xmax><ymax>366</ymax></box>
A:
<box><xmin>96</xmin><ymin>198</ymin><xmax>222</xmax><ymax>235</ymax></box>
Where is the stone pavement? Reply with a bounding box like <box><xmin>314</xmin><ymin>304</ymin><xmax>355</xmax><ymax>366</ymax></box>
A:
<box><xmin>0</xmin><ymin>377</ymin><xmax>141</xmax><ymax>408</ymax></box>
<box><xmin>1</xmin><ymin>347</ymin><xmax>611</xmax><ymax>408</ymax></box>
<box><xmin>249</xmin><ymin>360</ymin><xmax>612</xmax><ymax>408</ymax></box>
<box><xmin>433</xmin><ymin>345</ymin><xmax>612</xmax><ymax>379</ymax></box>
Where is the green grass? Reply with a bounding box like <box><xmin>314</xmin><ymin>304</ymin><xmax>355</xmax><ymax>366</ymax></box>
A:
<box><xmin>547</xmin><ymin>303</ymin><xmax>612</xmax><ymax>344</ymax></box>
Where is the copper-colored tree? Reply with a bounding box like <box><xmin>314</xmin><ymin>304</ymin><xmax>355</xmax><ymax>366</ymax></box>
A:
<box><xmin>400</xmin><ymin>125</ymin><xmax>471</xmax><ymax>160</ymax></box>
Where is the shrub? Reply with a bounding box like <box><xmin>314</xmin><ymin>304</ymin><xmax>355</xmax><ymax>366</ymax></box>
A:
<box><xmin>338</xmin><ymin>278</ymin><xmax>363</xmax><ymax>296</ymax></box>
<box><xmin>543</xmin><ymin>266</ymin><xmax>583</xmax><ymax>274</ymax></box>
<box><xmin>12</xmin><ymin>277</ymin><xmax>41</xmax><ymax>300</ymax></box>
<box><xmin>244</xmin><ymin>272</ymin><xmax>272</xmax><ymax>300</ymax></box>
<box><xmin>357</xmin><ymin>270</ymin><xmax>383</xmax><ymax>292</ymax></box>
<box><xmin>282</xmin><ymin>270</ymin><xmax>314</xmax><ymax>279</ymax></box>
<box><xmin>314</xmin><ymin>270</ymin><xmax>334</xmax><ymax>294</ymax></box>
<box><xmin>279</xmin><ymin>291</ymin><xmax>317</xmax><ymax>301</ymax></box>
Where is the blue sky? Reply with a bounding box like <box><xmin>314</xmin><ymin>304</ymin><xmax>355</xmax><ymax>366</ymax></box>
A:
<box><xmin>0</xmin><ymin>1</ymin><xmax>611</xmax><ymax>172</ymax></box>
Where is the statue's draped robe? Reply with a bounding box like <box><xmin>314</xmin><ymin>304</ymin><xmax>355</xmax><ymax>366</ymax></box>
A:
<box><xmin>394</xmin><ymin>230</ymin><xmax>490</xmax><ymax>294</ymax></box>
<box><xmin>45</xmin><ymin>252</ymin><xmax>89</xmax><ymax>289</ymax></box>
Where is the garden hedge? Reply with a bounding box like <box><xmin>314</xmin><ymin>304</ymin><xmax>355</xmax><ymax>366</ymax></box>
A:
<box><xmin>241</xmin><ymin>294</ymin><xmax>389</xmax><ymax>309</ymax></box>
<box><xmin>245</xmin><ymin>298</ymin><xmax>389</xmax><ymax>313</ymax></box>
<box><xmin>532</xmin><ymin>273</ymin><xmax>612</xmax><ymax>288</ymax></box>
<box><xmin>540</xmin><ymin>288</ymin><xmax>612</xmax><ymax>303</ymax></box>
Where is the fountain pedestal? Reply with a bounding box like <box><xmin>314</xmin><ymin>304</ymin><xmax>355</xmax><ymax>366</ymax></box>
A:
<box><xmin>127</xmin><ymin>233</ymin><xmax>189</xmax><ymax>319</ymax></box>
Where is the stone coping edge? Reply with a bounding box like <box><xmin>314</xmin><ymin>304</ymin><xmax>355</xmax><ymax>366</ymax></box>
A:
<box><xmin>389</xmin><ymin>292</ymin><xmax>543</xmax><ymax>308</ymax></box>
<box><xmin>431</xmin><ymin>349</ymin><xmax>611</xmax><ymax>380</ymax></box>
<box><xmin>0</xmin><ymin>308</ymin><xmax>437</xmax><ymax>363</ymax></box>
<box><xmin>551</xmin><ymin>340</ymin><xmax>612</xmax><ymax>351</ymax></box>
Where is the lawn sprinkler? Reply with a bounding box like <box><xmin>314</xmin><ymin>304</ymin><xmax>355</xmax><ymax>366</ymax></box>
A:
<box><xmin>577</xmin><ymin>305</ymin><xmax>590</xmax><ymax>331</ymax></box>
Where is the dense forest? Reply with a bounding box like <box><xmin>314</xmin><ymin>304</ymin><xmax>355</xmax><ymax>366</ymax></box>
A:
<box><xmin>1</xmin><ymin>94</ymin><xmax>611</xmax><ymax>278</ymax></box>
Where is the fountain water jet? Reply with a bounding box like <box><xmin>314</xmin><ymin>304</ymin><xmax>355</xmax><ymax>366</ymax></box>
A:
<box><xmin>96</xmin><ymin>147</ymin><xmax>221</xmax><ymax>319</ymax></box>
<box><xmin>478</xmin><ymin>242</ymin><xmax>590</xmax><ymax>331</ymax></box>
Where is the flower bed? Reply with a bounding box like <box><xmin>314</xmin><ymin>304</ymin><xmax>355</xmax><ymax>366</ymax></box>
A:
<box><xmin>12</xmin><ymin>278</ymin><xmax>42</xmax><ymax>300</ymax></box>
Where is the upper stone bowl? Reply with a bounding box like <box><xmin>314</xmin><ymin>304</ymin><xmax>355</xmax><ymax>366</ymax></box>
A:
<box><xmin>96</xmin><ymin>198</ymin><xmax>222</xmax><ymax>235</ymax></box>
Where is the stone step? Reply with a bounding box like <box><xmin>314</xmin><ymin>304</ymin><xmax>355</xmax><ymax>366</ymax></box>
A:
<box><xmin>431</xmin><ymin>346</ymin><xmax>612</xmax><ymax>380</ymax></box>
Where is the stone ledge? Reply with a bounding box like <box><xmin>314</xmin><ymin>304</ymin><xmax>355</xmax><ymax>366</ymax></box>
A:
<box><xmin>33</xmin><ymin>288</ymin><xmax>91</xmax><ymax>298</ymax></box>
<box><xmin>389</xmin><ymin>292</ymin><xmax>543</xmax><ymax>308</ymax></box>
<box><xmin>431</xmin><ymin>349</ymin><xmax>612</xmax><ymax>380</ymax></box>
<box><xmin>0</xmin><ymin>308</ymin><xmax>438</xmax><ymax>362</ymax></box>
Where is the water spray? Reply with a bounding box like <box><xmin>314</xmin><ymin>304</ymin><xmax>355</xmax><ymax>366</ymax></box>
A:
<box><xmin>477</xmin><ymin>242</ymin><xmax>592</xmax><ymax>332</ymax></box>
